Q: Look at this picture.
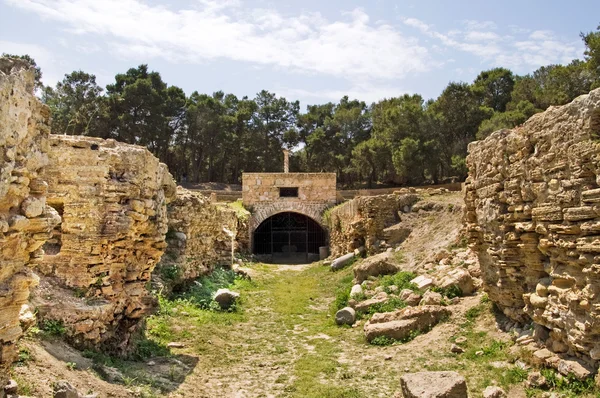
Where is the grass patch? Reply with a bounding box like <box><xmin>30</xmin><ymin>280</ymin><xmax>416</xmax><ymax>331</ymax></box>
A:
<box><xmin>226</xmin><ymin>200</ymin><xmax>250</xmax><ymax>221</ymax></box>
<box><xmin>431</xmin><ymin>285</ymin><xmax>462</xmax><ymax>299</ymax></box>
<box><xmin>359</xmin><ymin>297</ymin><xmax>407</xmax><ymax>318</ymax></box>
<box><xmin>379</xmin><ymin>271</ymin><xmax>418</xmax><ymax>292</ymax></box>
<box><xmin>39</xmin><ymin>319</ymin><xmax>66</xmax><ymax>337</ymax></box>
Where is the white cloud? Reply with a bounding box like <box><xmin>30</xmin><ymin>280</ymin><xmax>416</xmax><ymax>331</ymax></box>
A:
<box><xmin>401</xmin><ymin>17</ymin><xmax>581</xmax><ymax>70</ymax></box>
<box><xmin>5</xmin><ymin>0</ymin><xmax>431</xmax><ymax>82</ymax></box>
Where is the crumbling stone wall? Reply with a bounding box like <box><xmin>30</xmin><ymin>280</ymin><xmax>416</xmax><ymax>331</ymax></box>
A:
<box><xmin>465</xmin><ymin>88</ymin><xmax>600</xmax><ymax>362</ymax></box>
<box><xmin>327</xmin><ymin>192</ymin><xmax>419</xmax><ymax>257</ymax></box>
<box><xmin>34</xmin><ymin>135</ymin><xmax>176</xmax><ymax>354</ymax></box>
<box><xmin>0</xmin><ymin>59</ymin><xmax>61</xmax><ymax>383</ymax></box>
<box><xmin>155</xmin><ymin>187</ymin><xmax>245</xmax><ymax>291</ymax></box>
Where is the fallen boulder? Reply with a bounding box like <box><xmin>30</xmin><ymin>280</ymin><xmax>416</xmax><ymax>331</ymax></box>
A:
<box><xmin>353</xmin><ymin>252</ymin><xmax>400</xmax><ymax>283</ymax></box>
<box><xmin>364</xmin><ymin>305</ymin><xmax>450</xmax><ymax>343</ymax></box>
<box><xmin>420</xmin><ymin>291</ymin><xmax>443</xmax><ymax>306</ymax></box>
<box><xmin>400</xmin><ymin>371</ymin><xmax>468</xmax><ymax>398</ymax></box>
<box><xmin>435</xmin><ymin>268</ymin><xmax>475</xmax><ymax>295</ymax></box>
<box><xmin>213</xmin><ymin>288</ymin><xmax>240</xmax><ymax>310</ymax></box>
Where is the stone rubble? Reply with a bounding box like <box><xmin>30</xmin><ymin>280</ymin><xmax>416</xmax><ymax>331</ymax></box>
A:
<box><xmin>364</xmin><ymin>305</ymin><xmax>450</xmax><ymax>343</ymax></box>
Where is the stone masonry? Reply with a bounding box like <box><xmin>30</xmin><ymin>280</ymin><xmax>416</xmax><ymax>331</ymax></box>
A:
<box><xmin>243</xmin><ymin>172</ymin><xmax>337</xmax><ymax>247</ymax></box>
<box><xmin>0</xmin><ymin>59</ymin><xmax>61</xmax><ymax>385</ymax></box>
<box><xmin>465</xmin><ymin>88</ymin><xmax>600</xmax><ymax>363</ymax></box>
<box><xmin>155</xmin><ymin>187</ymin><xmax>244</xmax><ymax>292</ymax></box>
<box><xmin>327</xmin><ymin>193</ymin><xmax>419</xmax><ymax>257</ymax></box>
<box><xmin>33</xmin><ymin>135</ymin><xmax>176</xmax><ymax>354</ymax></box>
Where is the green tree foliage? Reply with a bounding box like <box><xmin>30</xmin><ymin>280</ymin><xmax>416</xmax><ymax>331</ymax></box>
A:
<box><xmin>472</xmin><ymin>67</ymin><xmax>515</xmax><ymax>112</ymax></box>
<box><xmin>42</xmin><ymin>71</ymin><xmax>105</xmax><ymax>135</ymax></box>
<box><xmin>28</xmin><ymin>23</ymin><xmax>600</xmax><ymax>187</ymax></box>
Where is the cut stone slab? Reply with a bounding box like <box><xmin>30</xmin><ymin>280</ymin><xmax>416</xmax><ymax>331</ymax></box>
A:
<box><xmin>411</xmin><ymin>275</ymin><xmax>434</xmax><ymax>290</ymax></box>
<box><xmin>436</xmin><ymin>268</ymin><xmax>475</xmax><ymax>295</ymax></box>
<box><xmin>557</xmin><ymin>357</ymin><xmax>593</xmax><ymax>379</ymax></box>
<box><xmin>364</xmin><ymin>305</ymin><xmax>450</xmax><ymax>343</ymax></box>
<box><xmin>335</xmin><ymin>307</ymin><xmax>356</xmax><ymax>326</ymax></box>
<box><xmin>353</xmin><ymin>252</ymin><xmax>400</xmax><ymax>283</ymax></box>
<box><xmin>354</xmin><ymin>292</ymin><xmax>388</xmax><ymax>313</ymax></box>
<box><xmin>400</xmin><ymin>371</ymin><xmax>468</xmax><ymax>398</ymax></box>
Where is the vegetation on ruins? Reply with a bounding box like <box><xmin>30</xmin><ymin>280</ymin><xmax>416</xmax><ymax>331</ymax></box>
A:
<box><xmin>6</xmin><ymin>24</ymin><xmax>600</xmax><ymax>188</ymax></box>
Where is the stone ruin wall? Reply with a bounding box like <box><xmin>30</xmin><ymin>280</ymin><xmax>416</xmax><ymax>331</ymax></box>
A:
<box><xmin>156</xmin><ymin>187</ymin><xmax>244</xmax><ymax>292</ymax></box>
<box><xmin>326</xmin><ymin>192</ymin><xmax>419</xmax><ymax>257</ymax></box>
<box><xmin>465</xmin><ymin>88</ymin><xmax>600</xmax><ymax>363</ymax></box>
<box><xmin>0</xmin><ymin>59</ymin><xmax>61</xmax><ymax>385</ymax></box>
<box><xmin>34</xmin><ymin>135</ymin><xmax>177</xmax><ymax>354</ymax></box>
<box><xmin>0</xmin><ymin>59</ymin><xmax>250</xmax><ymax>375</ymax></box>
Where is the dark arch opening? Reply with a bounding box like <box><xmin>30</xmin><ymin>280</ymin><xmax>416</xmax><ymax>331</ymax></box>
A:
<box><xmin>253</xmin><ymin>212</ymin><xmax>327</xmax><ymax>264</ymax></box>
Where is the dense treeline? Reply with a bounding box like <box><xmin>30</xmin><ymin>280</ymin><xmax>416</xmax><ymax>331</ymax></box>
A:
<box><xmin>5</xmin><ymin>24</ymin><xmax>600</xmax><ymax>187</ymax></box>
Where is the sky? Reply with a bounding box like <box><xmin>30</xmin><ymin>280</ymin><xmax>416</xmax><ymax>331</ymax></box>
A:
<box><xmin>1</xmin><ymin>0</ymin><xmax>599</xmax><ymax>108</ymax></box>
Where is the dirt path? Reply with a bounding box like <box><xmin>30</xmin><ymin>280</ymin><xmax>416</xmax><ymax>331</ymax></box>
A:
<box><xmin>13</xmin><ymin>261</ymin><xmax>523</xmax><ymax>397</ymax></box>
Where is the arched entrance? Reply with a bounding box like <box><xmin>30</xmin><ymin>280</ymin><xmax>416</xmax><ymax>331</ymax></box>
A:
<box><xmin>253</xmin><ymin>212</ymin><xmax>327</xmax><ymax>264</ymax></box>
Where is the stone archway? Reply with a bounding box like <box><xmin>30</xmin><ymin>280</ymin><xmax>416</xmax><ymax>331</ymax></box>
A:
<box><xmin>251</xmin><ymin>211</ymin><xmax>327</xmax><ymax>264</ymax></box>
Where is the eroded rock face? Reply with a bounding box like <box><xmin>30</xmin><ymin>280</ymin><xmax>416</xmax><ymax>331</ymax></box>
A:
<box><xmin>327</xmin><ymin>193</ymin><xmax>419</xmax><ymax>257</ymax></box>
<box><xmin>155</xmin><ymin>187</ymin><xmax>242</xmax><ymax>292</ymax></box>
<box><xmin>0</xmin><ymin>59</ymin><xmax>60</xmax><ymax>382</ymax></box>
<box><xmin>465</xmin><ymin>88</ymin><xmax>600</xmax><ymax>362</ymax></box>
<box><xmin>33</xmin><ymin>135</ymin><xmax>176</xmax><ymax>354</ymax></box>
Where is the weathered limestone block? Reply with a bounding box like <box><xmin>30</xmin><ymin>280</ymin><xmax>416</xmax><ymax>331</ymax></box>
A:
<box><xmin>363</xmin><ymin>305</ymin><xmax>450</xmax><ymax>342</ymax></box>
<box><xmin>466</xmin><ymin>87</ymin><xmax>600</xmax><ymax>364</ymax></box>
<box><xmin>326</xmin><ymin>193</ymin><xmax>419</xmax><ymax>257</ymax></box>
<box><xmin>155</xmin><ymin>187</ymin><xmax>243</xmax><ymax>291</ymax></box>
<box><xmin>33</xmin><ymin>135</ymin><xmax>176</xmax><ymax>354</ymax></box>
<box><xmin>400</xmin><ymin>371</ymin><xmax>468</xmax><ymax>398</ymax></box>
<box><xmin>353</xmin><ymin>251</ymin><xmax>400</xmax><ymax>283</ymax></box>
<box><xmin>0</xmin><ymin>58</ymin><xmax>60</xmax><ymax>383</ymax></box>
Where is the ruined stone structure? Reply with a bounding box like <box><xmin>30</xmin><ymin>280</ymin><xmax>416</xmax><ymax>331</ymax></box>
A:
<box><xmin>31</xmin><ymin>135</ymin><xmax>176</xmax><ymax>353</ymax></box>
<box><xmin>0</xmin><ymin>59</ymin><xmax>61</xmax><ymax>386</ymax></box>
<box><xmin>155</xmin><ymin>187</ymin><xmax>245</xmax><ymax>291</ymax></box>
<box><xmin>326</xmin><ymin>192</ymin><xmax>419</xmax><ymax>257</ymax></box>
<box><xmin>465</xmin><ymin>88</ymin><xmax>600</xmax><ymax>363</ymax></box>
<box><xmin>243</xmin><ymin>172</ymin><xmax>336</xmax><ymax>262</ymax></box>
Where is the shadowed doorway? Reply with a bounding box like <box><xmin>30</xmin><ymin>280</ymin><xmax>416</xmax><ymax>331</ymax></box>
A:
<box><xmin>253</xmin><ymin>212</ymin><xmax>327</xmax><ymax>264</ymax></box>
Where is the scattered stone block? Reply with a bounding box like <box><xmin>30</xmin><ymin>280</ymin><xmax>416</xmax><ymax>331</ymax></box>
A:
<box><xmin>353</xmin><ymin>252</ymin><xmax>399</xmax><ymax>283</ymax></box>
<box><xmin>411</xmin><ymin>275</ymin><xmax>434</xmax><ymax>290</ymax></box>
<box><xmin>400</xmin><ymin>371</ymin><xmax>468</xmax><ymax>398</ymax></box>
<box><xmin>364</xmin><ymin>305</ymin><xmax>450</xmax><ymax>343</ymax></box>
<box><xmin>482</xmin><ymin>386</ymin><xmax>506</xmax><ymax>398</ymax></box>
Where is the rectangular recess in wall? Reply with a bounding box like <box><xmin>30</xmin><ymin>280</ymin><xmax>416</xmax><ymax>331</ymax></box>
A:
<box><xmin>279</xmin><ymin>187</ymin><xmax>299</xmax><ymax>198</ymax></box>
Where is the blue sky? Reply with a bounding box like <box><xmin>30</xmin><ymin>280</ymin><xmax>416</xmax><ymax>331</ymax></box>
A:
<box><xmin>1</xmin><ymin>0</ymin><xmax>598</xmax><ymax>108</ymax></box>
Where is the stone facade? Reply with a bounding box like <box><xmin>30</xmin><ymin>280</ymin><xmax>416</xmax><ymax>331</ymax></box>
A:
<box><xmin>326</xmin><ymin>193</ymin><xmax>419</xmax><ymax>257</ymax></box>
<box><xmin>242</xmin><ymin>173</ymin><xmax>336</xmax><ymax>208</ymax></box>
<box><xmin>155</xmin><ymin>187</ymin><xmax>246</xmax><ymax>291</ymax></box>
<box><xmin>0</xmin><ymin>59</ymin><xmax>61</xmax><ymax>385</ymax></box>
<box><xmin>34</xmin><ymin>135</ymin><xmax>176</xmax><ymax>354</ymax></box>
<box><xmin>465</xmin><ymin>88</ymin><xmax>600</xmax><ymax>362</ymax></box>
<box><xmin>243</xmin><ymin>172</ymin><xmax>337</xmax><ymax>250</ymax></box>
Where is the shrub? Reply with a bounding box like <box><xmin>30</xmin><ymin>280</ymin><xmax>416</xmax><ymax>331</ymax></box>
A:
<box><xmin>380</xmin><ymin>271</ymin><xmax>418</xmax><ymax>291</ymax></box>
